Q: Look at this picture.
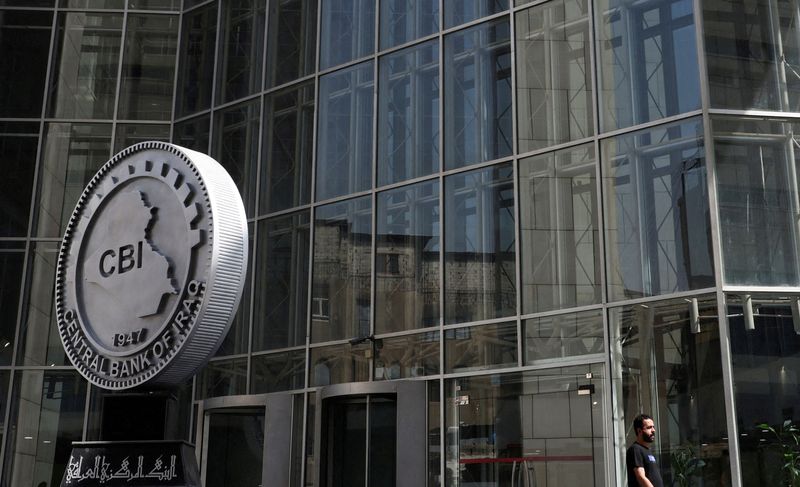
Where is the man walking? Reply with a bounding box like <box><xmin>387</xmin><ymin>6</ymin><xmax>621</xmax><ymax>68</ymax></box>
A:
<box><xmin>626</xmin><ymin>414</ymin><xmax>663</xmax><ymax>487</ymax></box>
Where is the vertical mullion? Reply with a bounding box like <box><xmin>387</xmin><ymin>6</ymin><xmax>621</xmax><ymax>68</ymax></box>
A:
<box><xmin>110</xmin><ymin>3</ymin><xmax>130</xmax><ymax>150</ymax></box>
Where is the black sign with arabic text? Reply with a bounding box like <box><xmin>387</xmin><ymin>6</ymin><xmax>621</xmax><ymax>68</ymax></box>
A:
<box><xmin>60</xmin><ymin>441</ymin><xmax>200</xmax><ymax>487</ymax></box>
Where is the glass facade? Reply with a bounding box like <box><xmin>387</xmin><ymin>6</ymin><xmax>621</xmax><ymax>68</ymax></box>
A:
<box><xmin>1</xmin><ymin>0</ymin><xmax>800</xmax><ymax>486</ymax></box>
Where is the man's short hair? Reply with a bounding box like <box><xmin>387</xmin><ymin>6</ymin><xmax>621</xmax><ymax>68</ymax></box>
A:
<box><xmin>632</xmin><ymin>414</ymin><xmax>653</xmax><ymax>432</ymax></box>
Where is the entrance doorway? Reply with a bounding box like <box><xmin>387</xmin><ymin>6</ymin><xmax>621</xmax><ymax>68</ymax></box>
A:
<box><xmin>314</xmin><ymin>381</ymin><xmax>427</xmax><ymax>487</ymax></box>
<box><xmin>197</xmin><ymin>393</ymin><xmax>296</xmax><ymax>487</ymax></box>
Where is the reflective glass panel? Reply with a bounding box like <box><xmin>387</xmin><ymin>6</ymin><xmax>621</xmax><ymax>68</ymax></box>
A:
<box><xmin>523</xmin><ymin>309</ymin><xmax>603</xmax><ymax>364</ymax></box>
<box><xmin>17</xmin><ymin>243</ymin><xmax>69</xmax><ymax>367</ymax></box>
<box><xmin>445</xmin><ymin>321</ymin><xmax>517</xmax><ymax>373</ymax></box>
<box><xmin>444</xmin><ymin>0</ymin><xmax>508</xmax><ymax>29</ymax></box>
<box><xmin>197</xmin><ymin>358</ymin><xmax>248</xmax><ymax>399</ymax></box>
<box><xmin>212</xmin><ymin>100</ymin><xmax>260</xmax><ymax>216</ymax></box>
<box><xmin>267</xmin><ymin>0</ymin><xmax>317</xmax><ymax>88</ymax></box>
<box><xmin>173</xmin><ymin>115</ymin><xmax>210</xmax><ymax>153</ymax></box>
<box><xmin>176</xmin><ymin>3</ymin><xmax>217</xmax><ymax>117</ymax></box>
<box><xmin>445</xmin><ymin>365</ymin><xmax>607</xmax><ymax>486</ymax></box>
<box><xmin>376</xmin><ymin>180</ymin><xmax>439</xmax><ymax>333</ymax></box>
<box><xmin>704</xmin><ymin>0</ymin><xmax>800</xmax><ymax>111</ymax></box>
<box><xmin>60</xmin><ymin>0</ymin><xmax>124</xmax><ymax>7</ymax></box>
<box><xmin>251</xmin><ymin>349</ymin><xmax>306</xmax><ymax>393</ymax></box>
<box><xmin>0</xmin><ymin>0</ymin><xmax>53</xmax><ymax>5</ymax></box>
<box><xmin>309</xmin><ymin>343</ymin><xmax>370</xmax><ymax>386</ymax></box>
<box><xmin>727</xmin><ymin>295</ymin><xmax>800</xmax><ymax>487</ymax></box>
<box><xmin>610</xmin><ymin>296</ymin><xmax>730</xmax><ymax>486</ymax></box>
<box><xmin>316</xmin><ymin>62</ymin><xmax>374</xmax><ymax>201</ymax></box>
<box><xmin>444</xmin><ymin>18</ymin><xmax>512</xmax><ymax>169</ymax></box>
<box><xmin>253</xmin><ymin>211</ymin><xmax>310</xmax><ymax>351</ymax></box>
<box><xmin>206</xmin><ymin>412</ymin><xmax>265</xmax><ymax>487</ymax></box>
<box><xmin>0</xmin><ymin>123</ymin><xmax>38</xmax><ymax>237</ymax></box>
<box><xmin>0</xmin><ymin>10</ymin><xmax>52</xmax><ymax>118</ymax></box>
<box><xmin>712</xmin><ymin>117</ymin><xmax>800</xmax><ymax>286</ymax></box>
<box><xmin>378</xmin><ymin>41</ymin><xmax>439</xmax><ymax>186</ymax></box>
<box><xmin>319</xmin><ymin>0</ymin><xmax>375</xmax><ymax>69</ymax></box>
<box><xmin>117</xmin><ymin>14</ymin><xmax>178</xmax><ymax>120</ymax></box>
<box><xmin>114</xmin><ymin>123</ymin><xmax>170</xmax><ymax>153</ymax></box>
<box><xmin>311</xmin><ymin>196</ymin><xmax>371</xmax><ymax>343</ymax></box>
<box><xmin>374</xmin><ymin>331</ymin><xmax>440</xmax><ymax>380</ymax></box>
<box><xmin>444</xmin><ymin>163</ymin><xmax>515</xmax><ymax>324</ymax></box>
<box><xmin>35</xmin><ymin>123</ymin><xmax>112</xmax><ymax>238</ymax></box>
<box><xmin>48</xmin><ymin>13</ymin><xmax>123</xmax><ymax>119</ymax></box>
<box><xmin>217</xmin><ymin>1</ymin><xmax>265</xmax><ymax>104</ymax></box>
<box><xmin>261</xmin><ymin>82</ymin><xmax>314</xmax><ymax>214</ymax></box>
<box><xmin>380</xmin><ymin>0</ymin><xmax>439</xmax><ymax>49</ymax></box>
<box><xmin>595</xmin><ymin>0</ymin><xmax>700</xmax><ymax>131</ymax></box>
<box><xmin>519</xmin><ymin>143</ymin><xmax>600</xmax><ymax>313</ymax></box>
<box><xmin>3</xmin><ymin>371</ymin><xmax>87</xmax><ymax>487</ymax></box>
<box><xmin>128</xmin><ymin>0</ymin><xmax>181</xmax><ymax>9</ymax></box>
<box><xmin>216</xmin><ymin>222</ymin><xmax>253</xmax><ymax>357</ymax></box>
<box><xmin>0</xmin><ymin>250</ymin><xmax>23</xmax><ymax>365</ymax></box>
<box><xmin>602</xmin><ymin>118</ymin><xmax>713</xmax><ymax>301</ymax></box>
<box><xmin>515</xmin><ymin>0</ymin><xmax>593</xmax><ymax>152</ymax></box>
<box><xmin>0</xmin><ymin>372</ymin><xmax>8</xmax><ymax>457</ymax></box>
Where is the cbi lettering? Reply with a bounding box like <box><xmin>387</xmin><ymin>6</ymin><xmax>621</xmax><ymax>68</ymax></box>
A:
<box><xmin>99</xmin><ymin>241</ymin><xmax>144</xmax><ymax>277</ymax></box>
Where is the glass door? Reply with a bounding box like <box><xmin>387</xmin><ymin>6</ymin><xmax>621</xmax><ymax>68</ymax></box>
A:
<box><xmin>204</xmin><ymin>409</ymin><xmax>265</xmax><ymax>487</ymax></box>
<box><xmin>314</xmin><ymin>381</ymin><xmax>427</xmax><ymax>487</ymax></box>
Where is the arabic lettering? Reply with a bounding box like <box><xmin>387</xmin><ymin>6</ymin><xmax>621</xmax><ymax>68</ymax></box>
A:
<box><xmin>63</xmin><ymin>453</ymin><xmax>179</xmax><ymax>484</ymax></box>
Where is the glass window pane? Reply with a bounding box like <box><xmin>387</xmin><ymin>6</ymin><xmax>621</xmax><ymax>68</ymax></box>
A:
<box><xmin>309</xmin><ymin>343</ymin><xmax>370</xmax><ymax>386</ymax></box>
<box><xmin>602</xmin><ymin>118</ymin><xmax>713</xmax><ymax>301</ymax></box>
<box><xmin>176</xmin><ymin>3</ymin><xmax>217</xmax><ymax>117</ymax></box>
<box><xmin>0</xmin><ymin>0</ymin><xmax>53</xmax><ymax>5</ymax></box>
<box><xmin>118</xmin><ymin>14</ymin><xmax>178</xmax><ymax>120</ymax></box>
<box><xmin>610</xmin><ymin>297</ymin><xmax>730</xmax><ymax>486</ymax></box>
<box><xmin>253</xmin><ymin>211</ymin><xmax>310</xmax><ymax>351</ymax></box>
<box><xmin>206</xmin><ymin>412</ymin><xmax>264</xmax><ymax>487</ymax></box>
<box><xmin>374</xmin><ymin>331</ymin><xmax>440</xmax><ymax>379</ymax></box>
<box><xmin>261</xmin><ymin>82</ymin><xmax>314</xmax><ymax>214</ymax></box>
<box><xmin>316</xmin><ymin>61</ymin><xmax>374</xmax><ymax>201</ymax></box>
<box><xmin>523</xmin><ymin>309</ymin><xmax>603</xmax><ymax>364</ymax></box>
<box><xmin>704</xmin><ymin>0</ymin><xmax>800</xmax><ymax>111</ymax></box>
<box><xmin>520</xmin><ymin>143</ymin><xmax>600</xmax><ymax>313</ymax></box>
<box><xmin>445</xmin><ymin>322</ymin><xmax>517</xmax><ymax>372</ymax></box>
<box><xmin>376</xmin><ymin>181</ymin><xmax>439</xmax><ymax>333</ymax></box>
<box><xmin>444</xmin><ymin>18</ymin><xmax>512</xmax><ymax>170</ymax></box>
<box><xmin>0</xmin><ymin>123</ymin><xmax>38</xmax><ymax>237</ymax></box>
<box><xmin>217</xmin><ymin>1</ymin><xmax>265</xmax><ymax>104</ymax></box>
<box><xmin>320</xmin><ymin>0</ymin><xmax>375</xmax><ymax>69</ymax></box>
<box><xmin>446</xmin><ymin>365</ymin><xmax>607</xmax><ymax>486</ymax></box>
<box><xmin>712</xmin><ymin>116</ymin><xmax>800</xmax><ymax>286</ymax></box>
<box><xmin>48</xmin><ymin>13</ymin><xmax>123</xmax><ymax>119</ymax></box>
<box><xmin>267</xmin><ymin>0</ymin><xmax>317</xmax><ymax>88</ymax></box>
<box><xmin>727</xmin><ymin>295</ymin><xmax>800</xmax><ymax>487</ymax></box>
<box><xmin>216</xmin><ymin>222</ymin><xmax>254</xmax><ymax>357</ymax></box>
<box><xmin>515</xmin><ymin>0</ymin><xmax>593</xmax><ymax>152</ymax></box>
<box><xmin>444</xmin><ymin>163</ymin><xmax>515</xmax><ymax>324</ymax></box>
<box><xmin>595</xmin><ymin>0</ymin><xmax>700</xmax><ymax>131</ymax></box>
<box><xmin>380</xmin><ymin>0</ymin><xmax>439</xmax><ymax>49</ymax></box>
<box><xmin>250</xmin><ymin>350</ymin><xmax>306</xmax><ymax>393</ymax></box>
<box><xmin>114</xmin><ymin>123</ymin><xmax>170</xmax><ymax>153</ymax></box>
<box><xmin>0</xmin><ymin>250</ymin><xmax>24</xmax><ymax>365</ymax></box>
<box><xmin>197</xmin><ymin>358</ymin><xmax>248</xmax><ymax>399</ymax></box>
<box><xmin>0</xmin><ymin>372</ymin><xmax>8</xmax><ymax>450</ymax></box>
<box><xmin>128</xmin><ymin>0</ymin><xmax>181</xmax><ymax>10</ymax></box>
<box><xmin>17</xmin><ymin>243</ymin><xmax>70</xmax><ymax>367</ymax></box>
<box><xmin>35</xmin><ymin>123</ymin><xmax>112</xmax><ymax>238</ymax></box>
<box><xmin>212</xmin><ymin>100</ymin><xmax>260</xmax><ymax>216</ymax></box>
<box><xmin>3</xmin><ymin>371</ymin><xmax>87</xmax><ymax>487</ymax></box>
<box><xmin>0</xmin><ymin>10</ymin><xmax>52</xmax><ymax>118</ymax></box>
<box><xmin>444</xmin><ymin>0</ymin><xmax>508</xmax><ymax>29</ymax></box>
<box><xmin>378</xmin><ymin>41</ymin><xmax>439</xmax><ymax>186</ymax></box>
<box><xmin>60</xmin><ymin>0</ymin><xmax>124</xmax><ymax>7</ymax></box>
<box><xmin>173</xmin><ymin>115</ymin><xmax>210</xmax><ymax>153</ymax></box>
<box><xmin>311</xmin><ymin>196</ymin><xmax>372</xmax><ymax>343</ymax></box>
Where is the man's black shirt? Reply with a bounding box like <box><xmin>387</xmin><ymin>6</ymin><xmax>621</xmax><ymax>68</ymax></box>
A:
<box><xmin>626</xmin><ymin>442</ymin><xmax>664</xmax><ymax>487</ymax></box>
